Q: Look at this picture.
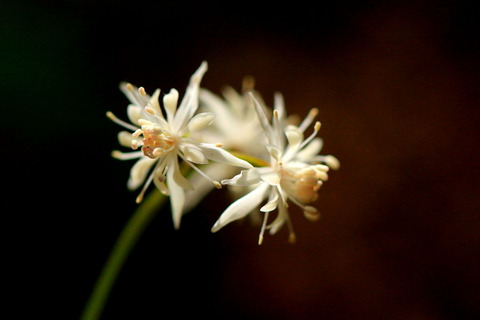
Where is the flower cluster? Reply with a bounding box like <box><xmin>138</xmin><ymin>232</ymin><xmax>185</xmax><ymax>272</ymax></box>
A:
<box><xmin>108</xmin><ymin>62</ymin><xmax>339</xmax><ymax>243</ymax></box>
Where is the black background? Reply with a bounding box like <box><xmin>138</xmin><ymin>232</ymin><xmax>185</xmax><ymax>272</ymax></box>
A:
<box><xmin>2</xmin><ymin>0</ymin><xmax>479</xmax><ymax>319</ymax></box>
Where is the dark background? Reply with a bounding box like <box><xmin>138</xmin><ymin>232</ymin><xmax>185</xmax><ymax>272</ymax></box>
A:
<box><xmin>2</xmin><ymin>0</ymin><xmax>479</xmax><ymax>319</ymax></box>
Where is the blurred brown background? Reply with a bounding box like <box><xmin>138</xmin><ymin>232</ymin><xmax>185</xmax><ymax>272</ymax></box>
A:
<box><xmin>2</xmin><ymin>0</ymin><xmax>479</xmax><ymax>319</ymax></box>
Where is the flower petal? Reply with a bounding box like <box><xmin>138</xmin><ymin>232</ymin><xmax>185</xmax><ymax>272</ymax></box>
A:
<box><xmin>260</xmin><ymin>171</ymin><xmax>281</xmax><ymax>186</ymax></box>
<box><xmin>296</xmin><ymin>137</ymin><xmax>323</xmax><ymax>161</ymax></box>
<box><xmin>163</xmin><ymin>89</ymin><xmax>179</xmax><ymax>124</ymax></box>
<box><xmin>198</xmin><ymin>145</ymin><xmax>253</xmax><ymax>169</ymax></box>
<box><xmin>127</xmin><ymin>157</ymin><xmax>156</xmax><ymax>190</ymax></box>
<box><xmin>221</xmin><ymin>169</ymin><xmax>262</xmax><ymax>186</ymax></box>
<box><xmin>167</xmin><ymin>165</ymin><xmax>186</xmax><ymax>229</ymax></box>
<box><xmin>211</xmin><ymin>182</ymin><xmax>270</xmax><ymax>232</ymax></box>
<box><xmin>173</xmin><ymin>61</ymin><xmax>208</xmax><ymax>131</ymax></box>
<box><xmin>169</xmin><ymin>155</ymin><xmax>194</xmax><ymax>190</ymax></box>
<box><xmin>260</xmin><ymin>189</ymin><xmax>279</xmax><ymax>212</ymax></box>
<box><xmin>181</xmin><ymin>145</ymin><xmax>208</xmax><ymax>164</ymax></box>
<box><xmin>187</xmin><ymin>112</ymin><xmax>215</xmax><ymax>132</ymax></box>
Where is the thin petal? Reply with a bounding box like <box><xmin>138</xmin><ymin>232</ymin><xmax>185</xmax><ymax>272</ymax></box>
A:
<box><xmin>167</xmin><ymin>166</ymin><xmax>186</xmax><ymax>229</ymax></box>
<box><xmin>127</xmin><ymin>104</ymin><xmax>143</xmax><ymax>125</ymax></box>
<box><xmin>127</xmin><ymin>157</ymin><xmax>156</xmax><ymax>190</ymax></box>
<box><xmin>211</xmin><ymin>182</ymin><xmax>270</xmax><ymax>232</ymax></box>
<box><xmin>163</xmin><ymin>89</ymin><xmax>179</xmax><ymax>124</ymax></box>
<box><xmin>173</xmin><ymin>61</ymin><xmax>208</xmax><ymax>131</ymax></box>
<box><xmin>198</xmin><ymin>145</ymin><xmax>253</xmax><ymax>169</ymax></box>
<box><xmin>169</xmin><ymin>155</ymin><xmax>194</xmax><ymax>190</ymax></box>
<box><xmin>260</xmin><ymin>189</ymin><xmax>279</xmax><ymax>212</ymax></box>
<box><xmin>260</xmin><ymin>172</ymin><xmax>281</xmax><ymax>186</ymax></box>
<box><xmin>221</xmin><ymin>169</ymin><xmax>262</xmax><ymax>186</ymax></box>
<box><xmin>187</xmin><ymin>112</ymin><xmax>215</xmax><ymax>132</ymax></box>
<box><xmin>148</xmin><ymin>89</ymin><xmax>163</xmax><ymax>117</ymax></box>
<box><xmin>296</xmin><ymin>137</ymin><xmax>323</xmax><ymax>161</ymax></box>
<box><xmin>181</xmin><ymin>145</ymin><xmax>208</xmax><ymax>164</ymax></box>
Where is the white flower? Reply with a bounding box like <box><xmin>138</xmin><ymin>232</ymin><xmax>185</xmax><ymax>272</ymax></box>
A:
<box><xmin>211</xmin><ymin>92</ymin><xmax>340</xmax><ymax>244</ymax></box>
<box><xmin>107</xmin><ymin>62</ymin><xmax>253</xmax><ymax>229</ymax></box>
<box><xmin>182</xmin><ymin>79</ymin><xmax>269</xmax><ymax>214</ymax></box>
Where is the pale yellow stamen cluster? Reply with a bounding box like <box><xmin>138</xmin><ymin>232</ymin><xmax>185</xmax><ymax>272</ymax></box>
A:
<box><xmin>137</xmin><ymin>123</ymin><xmax>175</xmax><ymax>159</ymax></box>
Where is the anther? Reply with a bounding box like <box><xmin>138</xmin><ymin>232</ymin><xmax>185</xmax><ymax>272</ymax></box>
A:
<box><xmin>214</xmin><ymin>181</ymin><xmax>222</xmax><ymax>189</ymax></box>
<box><xmin>215</xmin><ymin>143</ymin><xmax>223</xmax><ymax>148</ymax></box>
<box><xmin>131</xmin><ymin>140</ymin><xmax>138</xmax><ymax>150</ymax></box>
<box><xmin>126</xmin><ymin>83</ymin><xmax>134</xmax><ymax>92</ymax></box>
<box><xmin>144</xmin><ymin>106</ymin><xmax>156</xmax><ymax>115</ymax></box>
<box><xmin>111</xmin><ymin>150</ymin><xmax>122</xmax><ymax>159</ymax></box>
<box><xmin>273</xmin><ymin>109</ymin><xmax>279</xmax><ymax>119</ymax></box>
<box><xmin>138</xmin><ymin>87</ymin><xmax>146</xmax><ymax>96</ymax></box>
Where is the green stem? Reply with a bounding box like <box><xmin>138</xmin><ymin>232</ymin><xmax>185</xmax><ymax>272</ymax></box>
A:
<box><xmin>80</xmin><ymin>190</ymin><xmax>166</xmax><ymax>320</ymax></box>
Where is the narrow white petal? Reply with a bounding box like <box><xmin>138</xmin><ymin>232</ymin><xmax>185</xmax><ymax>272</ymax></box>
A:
<box><xmin>167</xmin><ymin>166</ymin><xmax>186</xmax><ymax>229</ymax></box>
<box><xmin>127</xmin><ymin>104</ymin><xmax>143</xmax><ymax>125</ymax></box>
<box><xmin>164</xmin><ymin>89</ymin><xmax>179</xmax><ymax>124</ymax></box>
<box><xmin>211</xmin><ymin>182</ymin><xmax>270</xmax><ymax>232</ymax></box>
<box><xmin>182</xmin><ymin>145</ymin><xmax>208</xmax><ymax>164</ymax></box>
<box><xmin>127</xmin><ymin>157</ymin><xmax>156</xmax><ymax>190</ymax></box>
<box><xmin>249</xmin><ymin>92</ymin><xmax>274</xmax><ymax>145</ymax></box>
<box><xmin>260</xmin><ymin>172</ymin><xmax>281</xmax><ymax>186</ymax></box>
<box><xmin>268</xmin><ymin>204</ymin><xmax>288</xmax><ymax>235</ymax></box>
<box><xmin>198</xmin><ymin>145</ymin><xmax>253</xmax><ymax>169</ymax></box>
<box><xmin>169</xmin><ymin>155</ymin><xmax>194</xmax><ymax>190</ymax></box>
<box><xmin>285</xmin><ymin>125</ymin><xmax>304</xmax><ymax>147</ymax></box>
<box><xmin>187</xmin><ymin>112</ymin><xmax>216</xmax><ymax>132</ymax></box>
<box><xmin>148</xmin><ymin>89</ymin><xmax>163</xmax><ymax>117</ymax></box>
<box><xmin>173</xmin><ymin>61</ymin><xmax>208</xmax><ymax>131</ymax></box>
<box><xmin>221</xmin><ymin>169</ymin><xmax>262</xmax><ymax>186</ymax></box>
<box><xmin>266</xmin><ymin>144</ymin><xmax>281</xmax><ymax>162</ymax></box>
<box><xmin>260</xmin><ymin>189</ymin><xmax>279</xmax><ymax>212</ymax></box>
<box><xmin>296</xmin><ymin>137</ymin><xmax>323</xmax><ymax>161</ymax></box>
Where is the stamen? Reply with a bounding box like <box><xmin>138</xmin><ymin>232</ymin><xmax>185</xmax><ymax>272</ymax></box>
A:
<box><xmin>258</xmin><ymin>211</ymin><xmax>270</xmax><ymax>245</ymax></box>
<box><xmin>131</xmin><ymin>140</ymin><xmax>138</xmax><ymax>150</ymax></box>
<box><xmin>106</xmin><ymin>111</ymin><xmax>139</xmax><ymax>131</ymax></box>
<box><xmin>298</xmin><ymin>108</ymin><xmax>319</xmax><ymax>132</ymax></box>
<box><xmin>135</xmin><ymin>166</ymin><xmax>156</xmax><ymax>203</ymax></box>
<box><xmin>135</xmin><ymin>157</ymin><xmax>167</xmax><ymax>203</ymax></box>
<box><xmin>178</xmin><ymin>153</ymin><xmax>222</xmax><ymax>188</ymax></box>
<box><xmin>298</xmin><ymin>121</ymin><xmax>321</xmax><ymax>151</ymax></box>
<box><xmin>132</xmin><ymin>129</ymin><xmax>143</xmax><ymax>138</ymax></box>
<box><xmin>111</xmin><ymin>150</ymin><xmax>143</xmax><ymax>160</ymax></box>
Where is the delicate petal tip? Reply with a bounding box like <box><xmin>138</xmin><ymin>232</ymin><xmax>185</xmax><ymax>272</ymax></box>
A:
<box><xmin>187</xmin><ymin>112</ymin><xmax>216</xmax><ymax>132</ymax></box>
<box><xmin>199</xmin><ymin>146</ymin><xmax>253</xmax><ymax>169</ymax></box>
<box><xmin>325</xmin><ymin>155</ymin><xmax>340</xmax><ymax>170</ymax></box>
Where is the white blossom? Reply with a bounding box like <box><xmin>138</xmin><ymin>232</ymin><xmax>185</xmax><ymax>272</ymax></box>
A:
<box><xmin>182</xmin><ymin>79</ymin><xmax>269</xmax><ymax>214</ymax></box>
<box><xmin>108</xmin><ymin>62</ymin><xmax>252</xmax><ymax>229</ymax></box>
<box><xmin>211</xmin><ymin>92</ymin><xmax>340</xmax><ymax>244</ymax></box>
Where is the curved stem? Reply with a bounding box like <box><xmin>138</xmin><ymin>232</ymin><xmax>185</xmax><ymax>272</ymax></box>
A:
<box><xmin>80</xmin><ymin>190</ymin><xmax>166</xmax><ymax>320</ymax></box>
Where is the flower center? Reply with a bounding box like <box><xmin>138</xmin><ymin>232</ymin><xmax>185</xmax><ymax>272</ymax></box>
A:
<box><xmin>140</xmin><ymin>125</ymin><xmax>176</xmax><ymax>159</ymax></box>
<box><xmin>280</xmin><ymin>164</ymin><xmax>329</xmax><ymax>204</ymax></box>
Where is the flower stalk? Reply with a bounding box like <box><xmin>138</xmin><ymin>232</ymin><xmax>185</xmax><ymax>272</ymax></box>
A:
<box><xmin>80</xmin><ymin>189</ymin><xmax>167</xmax><ymax>320</ymax></box>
